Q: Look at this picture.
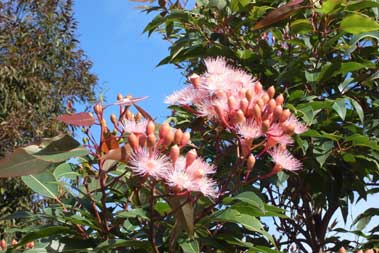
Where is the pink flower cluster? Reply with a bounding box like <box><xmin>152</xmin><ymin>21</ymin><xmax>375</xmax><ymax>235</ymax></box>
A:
<box><xmin>165</xmin><ymin>58</ymin><xmax>307</xmax><ymax>174</ymax></box>
<box><xmin>124</xmin><ymin>120</ymin><xmax>217</xmax><ymax>198</ymax></box>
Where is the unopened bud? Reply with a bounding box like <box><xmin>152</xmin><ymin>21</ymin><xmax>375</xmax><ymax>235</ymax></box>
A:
<box><xmin>185</xmin><ymin>149</ymin><xmax>197</xmax><ymax>168</ymax></box>
<box><xmin>275</xmin><ymin>94</ymin><xmax>284</xmax><ymax>105</ymax></box>
<box><xmin>188</xmin><ymin>73</ymin><xmax>200</xmax><ymax>89</ymax></box>
<box><xmin>240</xmin><ymin>98</ymin><xmax>249</xmax><ymax>113</ymax></box>
<box><xmin>254</xmin><ymin>82</ymin><xmax>263</xmax><ymax>94</ymax></box>
<box><xmin>0</xmin><ymin>239</ymin><xmax>6</xmax><ymax>250</ymax></box>
<box><xmin>274</xmin><ymin>105</ymin><xmax>283</xmax><ymax>120</ymax></box>
<box><xmin>365</xmin><ymin>249</ymin><xmax>374</xmax><ymax>253</ymax></box>
<box><xmin>147</xmin><ymin>134</ymin><xmax>156</xmax><ymax>148</ymax></box>
<box><xmin>238</xmin><ymin>88</ymin><xmax>247</xmax><ymax>98</ymax></box>
<box><xmin>256</xmin><ymin>98</ymin><xmax>264</xmax><ymax>109</ymax></box>
<box><xmin>128</xmin><ymin>133</ymin><xmax>139</xmax><ymax>151</ymax></box>
<box><xmin>94</xmin><ymin>103</ymin><xmax>103</xmax><ymax>115</ymax></box>
<box><xmin>146</xmin><ymin>121</ymin><xmax>155</xmax><ymax>135</ymax></box>
<box><xmin>163</xmin><ymin>130</ymin><xmax>174</xmax><ymax>146</ymax></box>
<box><xmin>253</xmin><ymin>104</ymin><xmax>262</xmax><ymax>121</ymax></box>
<box><xmin>246</xmin><ymin>88</ymin><xmax>254</xmax><ymax>101</ymax></box>
<box><xmin>262</xmin><ymin>119</ymin><xmax>270</xmax><ymax>132</ymax></box>
<box><xmin>235</xmin><ymin>109</ymin><xmax>246</xmax><ymax>124</ymax></box>
<box><xmin>139</xmin><ymin>134</ymin><xmax>146</xmax><ymax>147</ymax></box>
<box><xmin>215</xmin><ymin>90</ymin><xmax>226</xmax><ymax>100</ymax></box>
<box><xmin>283</xmin><ymin>122</ymin><xmax>295</xmax><ymax>134</ymax></box>
<box><xmin>228</xmin><ymin>96</ymin><xmax>237</xmax><ymax>111</ymax></box>
<box><xmin>11</xmin><ymin>240</ymin><xmax>17</xmax><ymax>246</ymax></box>
<box><xmin>247</xmin><ymin>154</ymin><xmax>256</xmax><ymax>171</ymax></box>
<box><xmin>192</xmin><ymin>168</ymin><xmax>205</xmax><ymax>179</ymax></box>
<box><xmin>159</xmin><ymin>123</ymin><xmax>171</xmax><ymax>139</ymax></box>
<box><xmin>280</xmin><ymin>109</ymin><xmax>291</xmax><ymax>122</ymax></box>
<box><xmin>180</xmin><ymin>132</ymin><xmax>191</xmax><ymax>146</ymax></box>
<box><xmin>267</xmin><ymin>86</ymin><xmax>275</xmax><ymax>98</ymax></box>
<box><xmin>267</xmin><ymin>99</ymin><xmax>276</xmax><ymax>113</ymax></box>
<box><xmin>117</xmin><ymin>93</ymin><xmax>123</xmax><ymax>100</ymax></box>
<box><xmin>170</xmin><ymin>145</ymin><xmax>180</xmax><ymax>165</ymax></box>
<box><xmin>174</xmin><ymin>129</ymin><xmax>183</xmax><ymax>144</ymax></box>
<box><xmin>356</xmin><ymin>251</ymin><xmax>363</xmax><ymax>253</ymax></box>
<box><xmin>126</xmin><ymin>110</ymin><xmax>133</xmax><ymax>120</ymax></box>
<box><xmin>26</xmin><ymin>241</ymin><xmax>34</xmax><ymax>249</ymax></box>
<box><xmin>110</xmin><ymin>114</ymin><xmax>118</xmax><ymax>126</ymax></box>
<box><xmin>135</xmin><ymin>112</ymin><xmax>142</xmax><ymax>122</ymax></box>
<box><xmin>338</xmin><ymin>247</ymin><xmax>346</xmax><ymax>253</ymax></box>
<box><xmin>262</xmin><ymin>94</ymin><xmax>270</xmax><ymax>104</ymax></box>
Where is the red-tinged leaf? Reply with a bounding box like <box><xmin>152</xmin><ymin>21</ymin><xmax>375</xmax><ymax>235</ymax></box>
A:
<box><xmin>254</xmin><ymin>0</ymin><xmax>305</xmax><ymax>30</ymax></box>
<box><xmin>111</xmin><ymin>96</ymin><xmax>149</xmax><ymax>106</ymax></box>
<box><xmin>101</xmin><ymin>133</ymin><xmax>120</xmax><ymax>154</ymax></box>
<box><xmin>134</xmin><ymin>103</ymin><xmax>153</xmax><ymax>121</ymax></box>
<box><xmin>57</xmin><ymin>112</ymin><xmax>95</xmax><ymax>127</ymax></box>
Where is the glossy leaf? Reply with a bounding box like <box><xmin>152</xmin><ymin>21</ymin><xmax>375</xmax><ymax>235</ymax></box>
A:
<box><xmin>341</xmin><ymin>14</ymin><xmax>379</xmax><ymax>34</ymax></box>
<box><xmin>332</xmin><ymin>99</ymin><xmax>347</xmax><ymax>120</ymax></box>
<box><xmin>180</xmin><ymin>239</ymin><xmax>200</xmax><ymax>253</ymax></box>
<box><xmin>21</xmin><ymin>171</ymin><xmax>59</xmax><ymax>199</ymax></box>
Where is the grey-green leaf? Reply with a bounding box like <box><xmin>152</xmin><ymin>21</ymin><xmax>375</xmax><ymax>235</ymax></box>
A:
<box><xmin>22</xmin><ymin>171</ymin><xmax>59</xmax><ymax>199</ymax></box>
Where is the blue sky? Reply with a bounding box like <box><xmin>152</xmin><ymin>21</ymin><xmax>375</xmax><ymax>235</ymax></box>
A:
<box><xmin>74</xmin><ymin>0</ymin><xmax>184</xmax><ymax>121</ymax></box>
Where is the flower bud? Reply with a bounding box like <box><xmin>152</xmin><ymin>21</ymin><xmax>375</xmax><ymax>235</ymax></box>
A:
<box><xmin>188</xmin><ymin>73</ymin><xmax>200</xmax><ymax>89</ymax></box>
<box><xmin>117</xmin><ymin>93</ymin><xmax>123</xmax><ymax>100</ymax></box>
<box><xmin>170</xmin><ymin>145</ymin><xmax>180</xmax><ymax>165</ymax></box>
<box><xmin>215</xmin><ymin>90</ymin><xmax>226</xmax><ymax>100</ymax></box>
<box><xmin>240</xmin><ymin>98</ymin><xmax>249</xmax><ymax>113</ymax></box>
<box><xmin>94</xmin><ymin>103</ymin><xmax>103</xmax><ymax>115</ymax></box>
<box><xmin>174</xmin><ymin>129</ymin><xmax>183</xmax><ymax>144</ymax></box>
<box><xmin>163</xmin><ymin>130</ymin><xmax>174</xmax><ymax>146</ymax></box>
<box><xmin>275</xmin><ymin>94</ymin><xmax>284</xmax><ymax>105</ymax></box>
<box><xmin>0</xmin><ymin>239</ymin><xmax>6</xmax><ymax>250</ymax></box>
<box><xmin>247</xmin><ymin>154</ymin><xmax>256</xmax><ymax>171</ymax></box>
<box><xmin>238</xmin><ymin>88</ymin><xmax>247</xmax><ymax>98</ymax></box>
<box><xmin>185</xmin><ymin>149</ymin><xmax>197</xmax><ymax>168</ymax></box>
<box><xmin>26</xmin><ymin>241</ymin><xmax>34</xmax><ymax>249</ymax></box>
<box><xmin>228</xmin><ymin>96</ymin><xmax>237</xmax><ymax>111</ymax></box>
<box><xmin>273</xmin><ymin>105</ymin><xmax>283</xmax><ymax>120</ymax></box>
<box><xmin>135</xmin><ymin>112</ymin><xmax>143</xmax><ymax>122</ymax></box>
<box><xmin>180</xmin><ymin>132</ymin><xmax>191</xmax><ymax>146</ymax></box>
<box><xmin>110</xmin><ymin>113</ymin><xmax>118</xmax><ymax>126</ymax></box>
<box><xmin>338</xmin><ymin>247</ymin><xmax>346</xmax><ymax>253</ymax></box>
<box><xmin>262</xmin><ymin>94</ymin><xmax>270</xmax><ymax>104</ymax></box>
<box><xmin>256</xmin><ymin>98</ymin><xmax>264</xmax><ymax>109</ymax></box>
<box><xmin>192</xmin><ymin>168</ymin><xmax>205</xmax><ymax>179</ymax></box>
<box><xmin>139</xmin><ymin>134</ymin><xmax>146</xmax><ymax>147</ymax></box>
<box><xmin>146</xmin><ymin>121</ymin><xmax>155</xmax><ymax>135</ymax></box>
<box><xmin>147</xmin><ymin>134</ymin><xmax>156</xmax><ymax>148</ymax></box>
<box><xmin>365</xmin><ymin>249</ymin><xmax>374</xmax><ymax>253</ymax></box>
<box><xmin>126</xmin><ymin>110</ymin><xmax>133</xmax><ymax>120</ymax></box>
<box><xmin>267</xmin><ymin>86</ymin><xmax>275</xmax><ymax>98</ymax></box>
<box><xmin>267</xmin><ymin>99</ymin><xmax>276</xmax><ymax>114</ymax></box>
<box><xmin>128</xmin><ymin>133</ymin><xmax>139</xmax><ymax>151</ymax></box>
<box><xmin>234</xmin><ymin>109</ymin><xmax>246</xmax><ymax>124</ymax></box>
<box><xmin>254</xmin><ymin>82</ymin><xmax>263</xmax><ymax>94</ymax></box>
<box><xmin>356</xmin><ymin>251</ymin><xmax>363</xmax><ymax>253</ymax></box>
<box><xmin>253</xmin><ymin>104</ymin><xmax>262</xmax><ymax>121</ymax></box>
<box><xmin>262</xmin><ymin>119</ymin><xmax>270</xmax><ymax>132</ymax></box>
<box><xmin>245</xmin><ymin>88</ymin><xmax>254</xmax><ymax>102</ymax></box>
<box><xmin>11</xmin><ymin>239</ymin><xmax>17</xmax><ymax>246</ymax></box>
<box><xmin>159</xmin><ymin>123</ymin><xmax>171</xmax><ymax>139</ymax></box>
<box><xmin>280</xmin><ymin>109</ymin><xmax>291</xmax><ymax>122</ymax></box>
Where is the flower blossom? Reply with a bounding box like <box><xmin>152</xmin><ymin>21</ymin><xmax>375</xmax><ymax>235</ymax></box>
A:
<box><xmin>269</xmin><ymin>147</ymin><xmax>302</xmax><ymax>171</ymax></box>
<box><xmin>122</xmin><ymin>119</ymin><xmax>148</xmax><ymax>134</ymax></box>
<box><xmin>129</xmin><ymin>148</ymin><xmax>171</xmax><ymax>179</ymax></box>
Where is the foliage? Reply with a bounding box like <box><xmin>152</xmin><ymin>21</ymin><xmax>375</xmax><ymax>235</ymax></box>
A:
<box><xmin>137</xmin><ymin>0</ymin><xmax>379</xmax><ymax>251</ymax></box>
<box><xmin>0</xmin><ymin>0</ymin><xmax>97</xmax><ymax>242</ymax></box>
<box><xmin>0</xmin><ymin>63</ymin><xmax>304</xmax><ymax>252</ymax></box>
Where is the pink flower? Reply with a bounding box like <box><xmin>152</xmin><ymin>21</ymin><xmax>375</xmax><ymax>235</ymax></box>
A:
<box><xmin>269</xmin><ymin>147</ymin><xmax>302</xmax><ymax>171</ymax></box>
<box><xmin>165</xmin><ymin>156</ymin><xmax>217</xmax><ymax>198</ymax></box>
<box><xmin>164</xmin><ymin>86</ymin><xmax>197</xmax><ymax>105</ymax></box>
<box><xmin>122</xmin><ymin>119</ymin><xmax>148</xmax><ymax>134</ymax></box>
<box><xmin>285</xmin><ymin>115</ymin><xmax>308</xmax><ymax>134</ymax></box>
<box><xmin>204</xmin><ymin>57</ymin><xmax>228</xmax><ymax>74</ymax></box>
<box><xmin>266</xmin><ymin>124</ymin><xmax>294</xmax><ymax>146</ymax></box>
<box><xmin>237</xmin><ymin>121</ymin><xmax>263</xmax><ymax>140</ymax></box>
<box><xmin>129</xmin><ymin>148</ymin><xmax>171</xmax><ymax>179</ymax></box>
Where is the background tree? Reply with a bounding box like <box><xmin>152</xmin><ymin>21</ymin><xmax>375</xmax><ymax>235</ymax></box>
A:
<box><xmin>0</xmin><ymin>0</ymin><xmax>97</xmax><ymax>239</ymax></box>
<box><xmin>139</xmin><ymin>0</ymin><xmax>379</xmax><ymax>251</ymax></box>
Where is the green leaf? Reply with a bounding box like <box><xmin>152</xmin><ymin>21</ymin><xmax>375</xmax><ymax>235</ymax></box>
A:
<box><xmin>300</xmin><ymin>106</ymin><xmax>315</xmax><ymax>125</ymax></box>
<box><xmin>290</xmin><ymin>19</ymin><xmax>312</xmax><ymax>34</ymax></box>
<box><xmin>352</xmin><ymin>208</ymin><xmax>379</xmax><ymax>230</ymax></box>
<box><xmin>341</xmin><ymin>14</ymin><xmax>379</xmax><ymax>34</ymax></box>
<box><xmin>116</xmin><ymin>208</ymin><xmax>150</xmax><ymax>220</ymax></box>
<box><xmin>17</xmin><ymin>226</ymin><xmax>73</xmax><ymax>245</ymax></box>
<box><xmin>332</xmin><ymin>99</ymin><xmax>347</xmax><ymax>120</ymax></box>
<box><xmin>305</xmin><ymin>71</ymin><xmax>320</xmax><ymax>82</ymax></box>
<box><xmin>180</xmin><ymin>239</ymin><xmax>200</xmax><ymax>253</ymax></box>
<box><xmin>96</xmin><ymin>239</ymin><xmax>151</xmax><ymax>251</ymax></box>
<box><xmin>226</xmin><ymin>191</ymin><xmax>265</xmax><ymax>211</ymax></box>
<box><xmin>22</xmin><ymin>171</ymin><xmax>59</xmax><ymax>199</ymax></box>
<box><xmin>346</xmin><ymin>1</ymin><xmax>379</xmax><ymax>11</ymax></box>
<box><xmin>209</xmin><ymin>0</ymin><xmax>227</xmax><ymax>9</ymax></box>
<box><xmin>340</xmin><ymin>62</ymin><xmax>366</xmax><ymax>75</ymax></box>
<box><xmin>321</xmin><ymin>0</ymin><xmax>342</xmax><ymax>14</ymax></box>
<box><xmin>0</xmin><ymin>148</ymin><xmax>51</xmax><ymax>178</ymax></box>
<box><xmin>350</xmin><ymin>98</ymin><xmax>364</xmax><ymax>124</ymax></box>
<box><xmin>54</xmin><ymin>163</ymin><xmax>79</xmax><ymax>180</ymax></box>
<box><xmin>32</xmin><ymin>135</ymin><xmax>88</xmax><ymax>163</ymax></box>
<box><xmin>345</xmin><ymin>134</ymin><xmax>379</xmax><ymax>150</ymax></box>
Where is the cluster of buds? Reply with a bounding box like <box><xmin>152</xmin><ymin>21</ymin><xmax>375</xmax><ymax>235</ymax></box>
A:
<box><xmin>339</xmin><ymin>247</ymin><xmax>378</xmax><ymax>253</ymax></box>
<box><xmin>103</xmin><ymin>97</ymin><xmax>217</xmax><ymax>198</ymax></box>
<box><xmin>0</xmin><ymin>239</ymin><xmax>34</xmax><ymax>250</ymax></box>
<box><xmin>165</xmin><ymin>58</ymin><xmax>307</xmax><ymax>177</ymax></box>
